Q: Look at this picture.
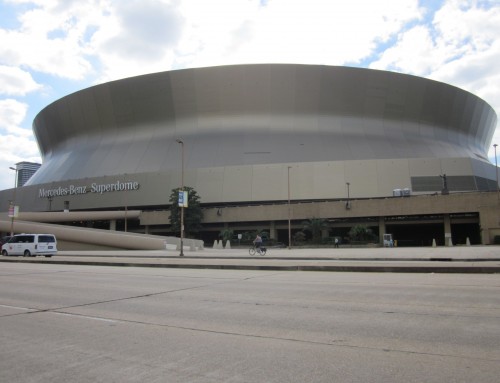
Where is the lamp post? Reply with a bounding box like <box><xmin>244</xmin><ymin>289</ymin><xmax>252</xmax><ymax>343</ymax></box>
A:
<box><xmin>176</xmin><ymin>138</ymin><xmax>185</xmax><ymax>256</ymax></box>
<box><xmin>287</xmin><ymin>166</ymin><xmax>292</xmax><ymax>249</ymax></box>
<box><xmin>440</xmin><ymin>174</ymin><xmax>449</xmax><ymax>195</ymax></box>
<box><xmin>494</xmin><ymin>144</ymin><xmax>499</xmax><ymax>199</ymax></box>
<box><xmin>8</xmin><ymin>166</ymin><xmax>18</xmax><ymax>236</ymax></box>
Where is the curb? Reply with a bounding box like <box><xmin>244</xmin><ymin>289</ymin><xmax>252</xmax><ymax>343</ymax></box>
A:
<box><xmin>1</xmin><ymin>258</ymin><xmax>500</xmax><ymax>273</ymax></box>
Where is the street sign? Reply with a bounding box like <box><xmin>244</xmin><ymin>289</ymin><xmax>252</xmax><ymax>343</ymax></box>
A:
<box><xmin>178</xmin><ymin>191</ymin><xmax>188</xmax><ymax>207</ymax></box>
<box><xmin>8</xmin><ymin>205</ymin><xmax>19</xmax><ymax>218</ymax></box>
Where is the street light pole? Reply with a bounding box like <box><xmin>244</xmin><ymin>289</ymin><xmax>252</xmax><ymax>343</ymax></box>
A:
<box><xmin>176</xmin><ymin>139</ymin><xmax>185</xmax><ymax>256</ymax></box>
<box><xmin>8</xmin><ymin>166</ymin><xmax>18</xmax><ymax>236</ymax></box>
<box><xmin>440</xmin><ymin>174</ymin><xmax>449</xmax><ymax>195</ymax></box>
<box><xmin>494</xmin><ymin>144</ymin><xmax>499</xmax><ymax>199</ymax></box>
<box><xmin>287</xmin><ymin>166</ymin><xmax>292</xmax><ymax>249</ymax></box>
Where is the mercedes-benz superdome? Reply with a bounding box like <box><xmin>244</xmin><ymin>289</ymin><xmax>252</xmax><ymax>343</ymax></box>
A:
<box><xmin>8</xmin><ymin>64</ymin><xmax>495</xmax><ymax>214</ymax></box>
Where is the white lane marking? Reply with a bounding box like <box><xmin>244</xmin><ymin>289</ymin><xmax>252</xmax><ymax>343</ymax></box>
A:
<box><xmin>0</xmin><ymin>304</ymin><xmax>36</xmax><ymax>311</ymax></box>
<box><xmin>51</xmin><ymin>311</ymin><xmax>117</xmax><ymax>323</ymax></box>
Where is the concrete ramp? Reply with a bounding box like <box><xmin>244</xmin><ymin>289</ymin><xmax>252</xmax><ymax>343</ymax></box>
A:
<box><xmin>0</xmin><ymin>219</ymin><xmax>203</xmax><ymax>251</ymax></box>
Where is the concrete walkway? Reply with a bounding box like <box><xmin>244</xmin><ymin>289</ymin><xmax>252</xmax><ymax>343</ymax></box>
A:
<box><xmin>1</xmin><ymin>245</ymin><xmax>500</xmax><ymax>273</ymax></box>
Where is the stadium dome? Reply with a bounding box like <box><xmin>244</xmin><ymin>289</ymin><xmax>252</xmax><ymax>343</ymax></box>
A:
<box><xmin>20</xmin><ymin>64</ymin><xmax>498</xmax><ymax>210</ymax></box>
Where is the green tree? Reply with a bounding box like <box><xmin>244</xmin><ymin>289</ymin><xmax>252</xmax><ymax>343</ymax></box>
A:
<box><xmin>302</xmin><ymin>218</ymin><xmax>328</xmax><ymax>243</ymax></box>
<box><xmin>241</xmin><ymin>230</ymin><xmax>269</xmax><ymax>244</ymax></box>
<box><xmin>259</xmin><ymin>230</ymin><xmax>270</xmax><ymax>242</ymax></box>
<box><xmin>293</xmin><ymin>231</ymin><xmax>306</xmax><ymax>244</ymax></box>
<box><xmin>348</xmin><ymin>225</ymin><xmax>374</xmax><ymax>242</ymax></box>
<box><xmin>219</xmin><ymin>229</ymin><xmax>233</xmax><ymax>247</ymax></box>
<box><xmin>241</xmin><ymin>231</ymin><xmax>254</xmax><ymax>243</ymax></box>
<box><xmin>169</xmin><ymin>186</ymin><xmax>203</xmax><ymax>237</ymax></box>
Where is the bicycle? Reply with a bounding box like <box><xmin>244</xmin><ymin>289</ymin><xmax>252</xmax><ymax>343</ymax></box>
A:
<box><xmin>249</xmin><ymin>245</ymin><xmax>267</xmax><ymax>256</ymax></box>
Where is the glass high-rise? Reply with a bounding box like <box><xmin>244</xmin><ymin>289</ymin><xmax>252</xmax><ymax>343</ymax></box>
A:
<box><xmin>14</xmin><ymin>162</ymin><xmax>41</xmax><ymax>187</ymax></box>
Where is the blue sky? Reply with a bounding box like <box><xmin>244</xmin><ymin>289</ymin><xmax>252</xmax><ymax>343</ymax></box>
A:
<box><xmin>0</xmin><ymin>0</ymin><xmax>499</xmax><ymax>190</ymax></box>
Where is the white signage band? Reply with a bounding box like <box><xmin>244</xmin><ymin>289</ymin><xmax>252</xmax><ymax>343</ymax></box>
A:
<box><xmin>38</xmin><ymin>181</ymin><xmax>140</xmax><ymax>198</ymax></box>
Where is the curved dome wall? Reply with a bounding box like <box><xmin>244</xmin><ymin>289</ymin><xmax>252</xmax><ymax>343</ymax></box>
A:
<box><xmin>24</xmin><ymin>64</ymin><xmax>497</xmax><ymax>209</ymax></box>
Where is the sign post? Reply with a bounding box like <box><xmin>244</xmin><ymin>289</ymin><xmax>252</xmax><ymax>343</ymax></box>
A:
<box><xmin>8</xmin><ymin>204</ymin><xmax>19</xmax><ymax>236</ymax></box>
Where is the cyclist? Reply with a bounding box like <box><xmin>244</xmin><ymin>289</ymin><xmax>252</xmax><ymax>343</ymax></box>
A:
<box><xmin>253</xmin><ymin>234</ymin><xmax>263</xmax><ymax>255</ymax></box>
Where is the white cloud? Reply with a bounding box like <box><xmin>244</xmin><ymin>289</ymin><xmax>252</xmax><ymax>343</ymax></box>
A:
<box><xmin>0</xmin><ymin>0</ymin><xmax>425</xmax><ymax>81</ymax></box>
<box><xmin>174</xmin><ymin>0</ymin><xmax>423</xmax><ymax>68</ymax></box>
<box><xmin>0</xmin><ymin>134</ymin><xmax>40</xmax><ymax>162</ymax></box>
<box><xmin>0</xmin><ymin>1</ymin><xmax>100</xmax><ymax>80</ymax></box>
<box><xmin>88</xmin><ymin>0</ymin><xmax>185</xmax><ymax>82</ymax></box>
<box><xmin>0</xmin><ymin>99</ymin><xmax>39</xmax><ymax>158</ymax></box>
<box><xmin>0</xmin><ymin>98</ymin><xmax>40</xmax><ymax>189</ymax></box>
<box><xmin>370</xmin><ymin>1</ymin><xmax>500</xmax><ymax>77</ymax></box>
<box><xmin>0</xmin><ymin>99</ymin><xmax>31</xmax><ymax>134</ymax></box>
<box><xmin>0</xmin><ymin>65</ymin><xmax>42</xmax><ymax>96</ymax></box>
<box><xmin>369</xmin><ymin>25</ymin><xmax>437</xmax><ymax>74</ymax></box>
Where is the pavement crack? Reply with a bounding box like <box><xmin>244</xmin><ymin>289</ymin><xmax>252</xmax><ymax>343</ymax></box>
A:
<box><xmin>39</xmin><ymin>310</ymin><xmax>500</xmax><ymax>364</ymax></box>
<box><xmin>0</xmin><ymin>277</ymin><xmax>249</xmax><ymax>318</ymax></box>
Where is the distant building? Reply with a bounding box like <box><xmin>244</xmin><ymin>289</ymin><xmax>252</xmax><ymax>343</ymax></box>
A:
<box><xmin>14</xmin><ymin>162</ymin><xmax>41</xmax><ymax>187</ymax></box>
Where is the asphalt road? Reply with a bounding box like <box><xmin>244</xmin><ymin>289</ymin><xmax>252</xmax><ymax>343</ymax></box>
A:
<box><xmin>1</xmin><ymin>263</ymin><xmax>499</xmax><ymax>383</ymax></box>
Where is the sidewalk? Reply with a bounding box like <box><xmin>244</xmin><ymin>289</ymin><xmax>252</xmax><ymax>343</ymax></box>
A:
<box><xmin>1</xmin><ymin>246</ymin><xmax>500</xmax><ymax>273</ymax></box>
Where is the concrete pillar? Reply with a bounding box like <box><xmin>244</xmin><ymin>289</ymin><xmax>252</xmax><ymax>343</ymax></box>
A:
<box><xmin>110</xmin><ymin>219</ymin><xmax>116</xmax><ymax>231</ymax></box>
<box><xmin>444</xmin><ymin>214</ymin><xmax>452</xmax><ymax>246</ymax></box>
<box><xmin>379</xmin><ymin>217</ymin><xmax>386</xmax><ymax>246</ymax></box>
<box><xmin>269</xmin><ymin>221</ymin><xmax>277</xmax><ymax>240</ymax></box>
<box><xmin>478</xmin><ymin>204</ymin><xmax>497</xmax><ymax>245</ymax></box>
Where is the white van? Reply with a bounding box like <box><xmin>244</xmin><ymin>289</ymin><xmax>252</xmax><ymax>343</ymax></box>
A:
<box><xmin>1</xmin><ymin>234</ymin><xmax>57</xmax><ymax>257</ymax></box>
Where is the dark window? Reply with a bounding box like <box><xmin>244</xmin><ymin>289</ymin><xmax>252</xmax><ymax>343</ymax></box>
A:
<box><xmin>13</xmin><ymin>235</ymin><xmax>34</xmax><ymax>243</ymax></box>
<box><xmin>38</xmin><ymin>235</ymin><xmax>55</xmax><ymax>243</ymax></box>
